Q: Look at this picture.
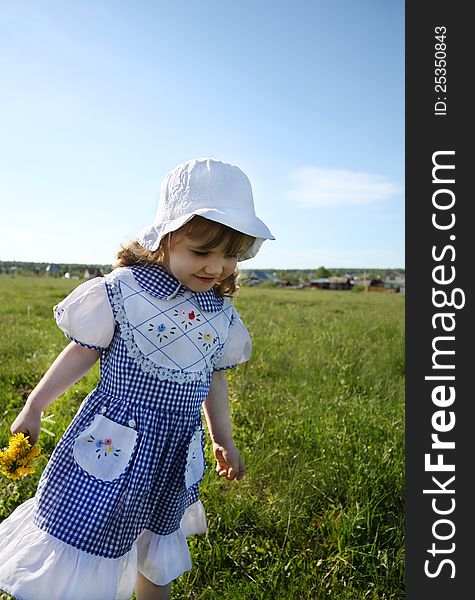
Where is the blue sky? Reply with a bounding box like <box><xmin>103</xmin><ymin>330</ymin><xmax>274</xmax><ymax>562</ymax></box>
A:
<box><xmin>0</xmin><ymin>0</ymin><xmax>404</xmax><ymax>270</ymax></box>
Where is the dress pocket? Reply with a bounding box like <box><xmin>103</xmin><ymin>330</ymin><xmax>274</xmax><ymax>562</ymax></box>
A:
<box><xmin>184</xmin><ymin>428</ymin><xmax>206</xmax><ymax>489</ymax></box>
<box><xmin>73</xmin><ymin>414</ymin><xmax>138</xmax><ymax>482</ymax></box>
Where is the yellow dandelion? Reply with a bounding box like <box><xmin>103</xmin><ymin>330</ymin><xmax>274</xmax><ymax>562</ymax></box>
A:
<box><xmin>16</xmin><ymin>465</ymin><xmax>36</xmax><ymax>478</ymax></box>
<box><xmin>0</xmin><ymin>467</ymin><xmax>21</xmax><ymax>481</ymax></box>
<box><xmin>8</xmin><ymin>432</ymin><xmax>31</xmax><ymax>454</ymax></box>
<box><xmin>26</xmin><ymin>446</ymin><xmax>41</xmax><ymax>461</ymax></box>
<box><xmin>0</xmin><ymin>452</ymin><xmax>14</xmax><ymax>469</ymax></box>
<box><xmin>0</xmin><ymin>433</ymin><xmax>41</xmax><ymax>480</ymax></box>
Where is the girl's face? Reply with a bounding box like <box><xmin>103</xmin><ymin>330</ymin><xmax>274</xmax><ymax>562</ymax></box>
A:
<box><xmin>166</xmin><ymin>227</ymin><xmax>238</xmax><ymax>292</ymax></box>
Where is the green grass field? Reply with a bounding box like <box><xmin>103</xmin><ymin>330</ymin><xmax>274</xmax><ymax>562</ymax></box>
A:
<box><xmin>0</xmin><ymin>275</ymin><xmax>404</xmax><ymax>599</ymax></box>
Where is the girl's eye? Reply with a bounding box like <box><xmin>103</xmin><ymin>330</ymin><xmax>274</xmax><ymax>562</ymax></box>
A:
<box><xmin>193</xmin><ymin>250</ymin><xmax>208</xmax><ymax>256</ymax></box>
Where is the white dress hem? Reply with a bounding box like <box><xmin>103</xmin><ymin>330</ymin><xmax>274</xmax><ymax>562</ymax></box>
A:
<box><xmin>0</xmin><ymin>497</ymin><xmax>207</xmax><ymax>600</ymax></box>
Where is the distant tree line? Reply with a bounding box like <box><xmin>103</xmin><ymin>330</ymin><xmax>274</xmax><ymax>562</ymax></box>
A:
<box><xmin>0</xmin><ymin>261</ymin><xmax>112</xmax><ymax>278</ymax></box>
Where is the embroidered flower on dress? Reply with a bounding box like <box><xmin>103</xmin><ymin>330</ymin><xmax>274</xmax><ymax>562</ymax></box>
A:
<box><xmin>148</xmin><ymin>322</ymin><xmax>177</xmax><ymax>343</ymax></box>
<box><xmin>198</xmin><ymin>331</ymin><xmax>217</xmax><ymax>351</ymax></box>
<box><xmin>87</xmin><ymin>435</ymin><xmax>122</xmax><ymax>458</ymax></box>
<box><xmin>174</xmin><ymin>308</ymin><xmax>202</xmax><ymax>330</ymax></box>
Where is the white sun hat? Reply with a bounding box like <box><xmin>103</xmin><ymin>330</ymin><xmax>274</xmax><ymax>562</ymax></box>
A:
<box><xmin>135</xmin><ymin>157</ymin><xmax>275</xmax><ymax>260</ymax></box>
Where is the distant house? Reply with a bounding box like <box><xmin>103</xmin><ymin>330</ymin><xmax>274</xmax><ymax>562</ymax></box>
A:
<box><xmin>352</xmin><ymin>276</ymin><xmax>372</xmax><ymax>288</ymax></box>
<box><xmin>84</xmin><ymin>267</ymin><xmax>103</xmax><ymax>279</ymax></box>
<box><xmin>244</xmin><ymin>270</ymin><xmax>273</xmax><ymax>286</ymax></box>
<box><xmin>329</xmin><ymin>276</ymin><xmax>353</xmax><ymax>290</ymax></box>
<box><xmin>385</xmin><ymin>271</ymin><xmax>405</xmax><ymax>283</ymax></box>
<box><xmin>384</xmin><ymin>272</ymin><xmax>405</xmax><ymax>293</ymax></box>
<box><xmin>367</xmin><ymin>277</ymin><xmax>404</xmax><ymax>293</ymax></box>
<box><xmin>45</xmin><ymin>263</ymin><xmax>61</xmax><ymax>275</ymax></box>
<box><xmin>310</xmin><ymin>276</ymin><xmax>352</xmax><ymax>290</ymax></box>
<box><xmin>310</xmin><ymin>278</ymin><xmax>330</xmax><ymax>289</ymax></box>
<box><xmin>275</xmin><ymin>278</ymin><xmax>292</xmax><ymax>287</ymax></box>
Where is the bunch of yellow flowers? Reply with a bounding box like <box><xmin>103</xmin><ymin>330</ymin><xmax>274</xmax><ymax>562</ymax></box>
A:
<box><xmin>0</xmin><ymin>432</ymin><xmax>41</xmax><ymax>480</ymax></box>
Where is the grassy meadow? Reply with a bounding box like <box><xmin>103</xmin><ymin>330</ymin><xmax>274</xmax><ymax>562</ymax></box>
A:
<box><xmin>0</xmin><ymin>275</ymin><xmax>404</xmax><ymax>599</ymax></box>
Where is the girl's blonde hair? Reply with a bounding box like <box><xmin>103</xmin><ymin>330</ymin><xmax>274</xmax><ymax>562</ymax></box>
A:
<box><xmin>115</xmin><ymin>216</ymin><xmax>255</xmax><ymax>297</ymax></box>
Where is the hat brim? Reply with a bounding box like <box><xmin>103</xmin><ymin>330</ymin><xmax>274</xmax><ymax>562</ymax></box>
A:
<box><xmin>135</xmin><ymin>208</ymin><xmax>274</xmax><ymax>261</ymax></box>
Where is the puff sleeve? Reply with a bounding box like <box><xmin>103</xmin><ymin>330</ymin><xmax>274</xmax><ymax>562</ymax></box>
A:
<box><xmin>53</xmin><ymin>277</ymin><xmax>115</xmax><ymax>351</ymax></box>
<box><xmin>214</xmin><ymin>307</ymin><xmax>252</xmax><ymax>371</ymax></box>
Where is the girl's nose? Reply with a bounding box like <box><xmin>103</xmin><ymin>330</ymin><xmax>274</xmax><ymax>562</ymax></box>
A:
<box><xmin>203</xmin><ymin>258</ymin><xmax>223</xmax><ymax>276</ymax></box>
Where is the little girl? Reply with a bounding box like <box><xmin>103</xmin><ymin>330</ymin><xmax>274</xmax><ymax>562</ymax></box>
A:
<box><xmin>0</xmin><ymin>158</ymin><xmax>274</xmax><ymax>600</ymax></box>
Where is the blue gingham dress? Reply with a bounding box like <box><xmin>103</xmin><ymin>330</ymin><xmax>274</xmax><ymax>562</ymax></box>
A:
<box><xmin>32</xmin><ymin>264</ymin><xmax>251</xmax><ymax>560</ymax></box>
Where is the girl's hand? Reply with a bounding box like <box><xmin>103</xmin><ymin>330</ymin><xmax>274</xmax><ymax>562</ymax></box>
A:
<box><xmin>212</xmin><ymin>441</ymin><xmax>246</xmax><ymax>481</ymax></box>
<box><xmin>10</xmin><ymin>406</ymin><xmax>43</xmax><ymax>446</ymax></box>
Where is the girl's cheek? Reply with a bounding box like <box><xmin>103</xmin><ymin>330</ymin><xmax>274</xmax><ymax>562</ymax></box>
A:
<box><xmin>227</xmin><ymin>259</ymin><xmax>238</xmax><ymax>273</ymax></box>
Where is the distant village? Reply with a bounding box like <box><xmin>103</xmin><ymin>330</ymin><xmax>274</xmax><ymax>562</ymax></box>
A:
<box><xmin>0</xmin><ymin>262</ymin><xmax>405</xmax><ymax>293</ymax></box>
<box><xmin>245</xmin><ymin>269</ymin><xmax>405</xmax><ymax>293</ymax></box>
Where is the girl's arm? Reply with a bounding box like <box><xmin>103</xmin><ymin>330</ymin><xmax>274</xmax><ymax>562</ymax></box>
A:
<box><xmin>203</xmin><ymin>370</ymin><xmax>246</xmax><ymax>481</ymax></box>
<box><xmin>11</xmin><ymin>341</ymin><xmax>100</xmax><ymax>445</ymax></box>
